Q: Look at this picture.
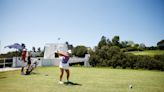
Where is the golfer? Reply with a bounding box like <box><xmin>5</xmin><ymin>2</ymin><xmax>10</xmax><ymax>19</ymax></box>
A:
<box><xmin>57</xmin><ymin>51</ymin><xmax>70</xmax><ymax>84</ymax></box>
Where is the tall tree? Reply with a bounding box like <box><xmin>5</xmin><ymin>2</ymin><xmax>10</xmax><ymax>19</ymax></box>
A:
<box><xmin>32</xmin><ymin>47</ymin><xmax>36</xmax><ymax>52</ymax></box>
<box><xmin>107</xmin><ymin>38</ymin><xmax>112</xmax><ymax>47</ymax></box>
<box><xmin>72</xmin><ymin>45</ymin><xmax>88</xmax><ymax>57</ymax></box>
<box><xmin>98</xmin><ymin>36</ymin><xmax>107</xmax><ymax>49</ymax></box>
<box><xmin>157</xmin><ymin>40</ymin><xmax>164</xmax><ymax>50</ymax></box>
<box><xmin>65</xmin><ymin>41</ymin><xmax>69</xmax><ymax>47</ymax></box>
<box><xmin>139</xmin><ymin>43</ymin><xmax>146</xmax><ymax>49</ymax></box>
<box><xmin>112</xmin><ymin>36</ymin><xmax>120</xmax><ymax>46</ymax></box>
<box><xmin>120</xmin><ymin>41</ymin><xmax>128</xmax><ymax>48</ymax></box>
<box><xmin>37</xmin><ymin>47</ymin><xmax>41</xmax><ymax>52</ymax></box>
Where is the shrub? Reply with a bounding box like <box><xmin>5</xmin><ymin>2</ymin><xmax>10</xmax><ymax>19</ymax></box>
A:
<box><xmin>89</xmin><ymin>39</ymin><xmax>164</xmax><ymax>71</ymax></box>
<box><xmin>154</xmin><ymin>54</ymin><xmax>164</xmax><ymax>63</ymax></box>
<box><xmin>89</xmin><ymin>53</ymin><xmax>100</xmax><ymax>67</ymax></box>
<box><xmin>72</xmin><ymin>45</ymin><xmax>88</xmax><ymax>57</ymax></box>
<box><xmin>126</xmin><ymin>53</ymin><xmax>136</xmax><ymax>69</ymax></box>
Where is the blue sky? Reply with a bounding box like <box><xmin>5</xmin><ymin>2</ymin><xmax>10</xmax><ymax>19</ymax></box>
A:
<box><xmin>0</xmin><ymin>0</ymin><xmax>164</xmax><ymax>53</ymax></box>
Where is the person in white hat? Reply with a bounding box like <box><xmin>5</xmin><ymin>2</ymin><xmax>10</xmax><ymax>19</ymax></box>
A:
<box><xmin>20</xmin><ymin>45</ymin><xmax>27</xmax><ymax>75</ymax></box>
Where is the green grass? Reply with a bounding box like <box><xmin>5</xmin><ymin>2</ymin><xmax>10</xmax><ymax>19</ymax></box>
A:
<box><xmin>0</xmin><ymin>67</ymin><xmax>164</xmax><ymax>92</ymax></box>
<box><xmin>128</xmin><ymin>50</ymin><xmax>164</xmax><ymax>56</ymax></box>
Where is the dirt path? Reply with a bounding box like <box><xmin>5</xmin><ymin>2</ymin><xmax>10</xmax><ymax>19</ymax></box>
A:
<box><xmin>0</xmin><ymin>67</ymin><xmax>21</xmax><ymax>72</ymax></box>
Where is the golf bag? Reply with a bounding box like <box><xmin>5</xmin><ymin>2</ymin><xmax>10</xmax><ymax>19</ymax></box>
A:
<box><xmin>26</xmin><ymin>61</ymin><xmax>38</xmax><ymax>75</ymax></box>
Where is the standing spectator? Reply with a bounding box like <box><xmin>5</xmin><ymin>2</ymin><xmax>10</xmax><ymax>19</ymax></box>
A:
<box><xmin>26</xmin><ymin>52</ymin><xmax>31</xmax><ymax>75</ymax></box>
<box><xmin>21</xmin><ymin>44</ymin><xmax>27</xmax><ymax>75</ymax></box>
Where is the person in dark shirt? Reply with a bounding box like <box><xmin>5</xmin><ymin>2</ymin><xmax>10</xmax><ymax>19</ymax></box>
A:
<box><xmin>26</xmin><ymin>52</ymin><xmax>32</xmax><ymax>75</ymax></box>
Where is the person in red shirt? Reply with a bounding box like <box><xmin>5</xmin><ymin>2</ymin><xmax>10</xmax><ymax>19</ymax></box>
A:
<box><xmin>21</xmin><ymin>44</ymin><xmax>27</xmax><ymax>75</ymax></box>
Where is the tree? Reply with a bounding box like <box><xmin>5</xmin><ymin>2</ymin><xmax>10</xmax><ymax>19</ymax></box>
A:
<box><xmin>89</xmin><ymin>52</ymin><xmax>100</xmax><ymax>67</ymax></box>
<box><xmin>127</xmin><ymin>41</ymin><xmax>134</xmax><ymax>47</ymax></box>
<box><xmin>72</xmin><ymin>45</ymin><xmax>88</xmax><ymax>57</ymax></box>
<box><xmin>134</xmin><ymin>44</ymin><xmax>139</xmax><ymax>48</ymax></box>
<box><xmin>65</xmin><ymin>41</ymin><xmax>69</xmax><ymax>45</ymax></box>
<box><xmin>0</xmin><ymin>51</ymin><xmax>21</xmax><ymax>58</ymax></box>
<box><xmin>120</xmin><ymin>41</ymin><xmax>128</xmax><ymax>48</ymax></box>
<box><xmin>157</xmin><ymin>40</ymin><xmax>164</xmax><ymax>50</ymax></box>
<box><xmin>98</xmin><ymin>36</ymin><xmax>107</xmax><ymax>49</ymax></box>
<box><xmin>139</xmin><ymin>43</ymin><xmax>146</xmax><ymax>49</ymax></box>
<box><xmin>65</xmin><ymin>41</ymin><xmax>73</xmax><ymax>50</ymax></box>
<box><xmin>112</xmin><ymin>36</ymin><xmax>120</xmax><ymax>46</ymax></box>
<box><xmin>107</xmin><ymin>38</ymin><xmax>112</xmax><ymax>47</ymax></box>
<box><xmin>37</xmin><ymin>47</ymin><xmax>41</xmax><ymax>52</ymax></box>
<box><xmin>32</xmin><ymin>47</ymin><xmax>36</xmax><ymax>52</ymax></box>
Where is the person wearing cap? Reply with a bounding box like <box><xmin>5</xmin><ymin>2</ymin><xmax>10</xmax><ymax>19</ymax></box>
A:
<box><xmin>56</xmin><ymin>51</ymin><xmax>70</xmax><ymax>84</ymax></box>
<box><xmin>21</xmin><ymin>45</ymin><xmax>27</xmax><ymax>75</ymax></box>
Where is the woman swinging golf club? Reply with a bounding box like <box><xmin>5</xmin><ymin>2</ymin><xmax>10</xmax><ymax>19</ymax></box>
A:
<box><xmin>56</xmin><ymin>51</ymin><xmax>70</xmax><ymax>84</ymax></box>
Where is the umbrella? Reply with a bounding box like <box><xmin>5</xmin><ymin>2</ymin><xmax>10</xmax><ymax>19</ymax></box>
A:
<box><xmin>5</xmin><ymin>43</ymin><xmax>23</xmax><ymax>50</ymax></box>
<box><xmin>4</xmin><ymin>43</ymin><xmax>24</xmax><ymax>67</ymax></box>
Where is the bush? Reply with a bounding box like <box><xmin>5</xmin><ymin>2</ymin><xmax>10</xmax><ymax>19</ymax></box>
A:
<box><xmin>89</xmin><ymin>36</ymin><xmax>164</xmax><ymax>71</ymax></box>
<box><xmin>126</xmin><ymin>53</ymin><xmax>136</xmax><ymax>69</ymax></box>
<box><xmin>130</xmin><ymin>55</ymin><xmax>164</xmax><ymax>70</ymax></box>
<box><xmin>154</xmin><ymin>54</ymin><xmax>164</xmax><ymax>63</ymax></box>
<box><xmin>72</xmin><ymin>45</ymin><xmax>88</xmax><ymax>57</ymax></box>
<box><xmin>89</xmin><ymin>53</ymin><xmax>100</xmax><ymax>67</ymax></box>
<box><xmin>122</xmin><ymin>47</ymin><xmax>144</xmax><ymax>52</ymax></box>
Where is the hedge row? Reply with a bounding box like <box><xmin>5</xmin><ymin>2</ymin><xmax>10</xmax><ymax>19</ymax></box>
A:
<box><xmin>89</xmin><ymin>46</ymin><xmax>164</xmax><ymax>71</ymax></box>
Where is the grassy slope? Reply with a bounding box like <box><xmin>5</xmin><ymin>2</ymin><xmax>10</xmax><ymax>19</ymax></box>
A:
<box><xmin>128</xmin><ymin>50</ymin><xmax>164</xmax><ymax>56</ymax></box>
<box><xmin>0</xmin><ymin>67</ymin><xmax>164</xmax><ymax>92</ymax></box>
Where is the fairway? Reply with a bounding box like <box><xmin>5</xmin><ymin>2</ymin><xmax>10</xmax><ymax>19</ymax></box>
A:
<box><xmin>0</xmin><ymin>67</ymin><xmax>164</xmax><ymax>92</ymax></box>
<box><xmin>128</xmin><ymin>50</ymin><xmax>164</xmax><ymax>56</ymax></box>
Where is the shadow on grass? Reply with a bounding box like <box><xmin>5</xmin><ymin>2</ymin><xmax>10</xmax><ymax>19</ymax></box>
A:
<box><xmin>25</xmin><ymin>72</ymin><xmax>40</xmax><ymax>75</ymax></box>
<box><xmin>31</xmin><ymin>72</ymin><xmax>40</xmax><ymax>75</ymax></box>
<box><xmin>0</xmin><ymin>76</ymin><xmax>7</xmax><ymax>79</ymax></box>
<box><xmin>63</xmin><ymin>81</ymin><xmax>82</xmax><ymax>86</ymax></box>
